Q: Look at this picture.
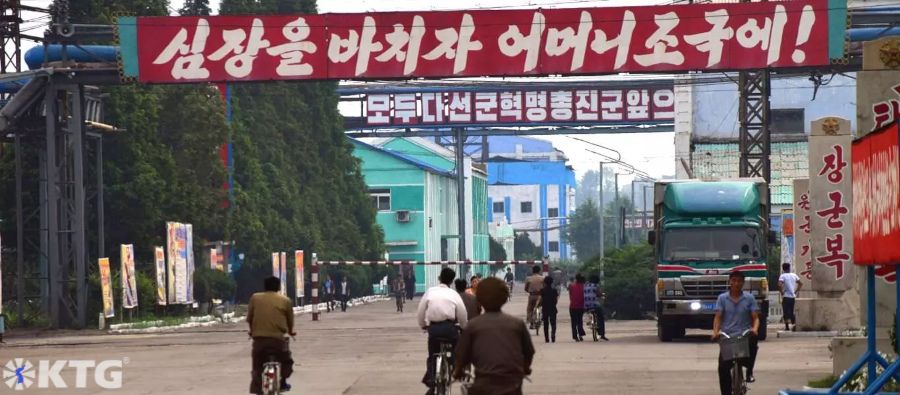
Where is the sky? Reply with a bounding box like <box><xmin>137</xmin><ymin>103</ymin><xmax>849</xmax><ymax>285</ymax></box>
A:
<box><xmin>20</xmin><ymin>0</ymin><xmax>678</xmax><ymax>184</ymax></box>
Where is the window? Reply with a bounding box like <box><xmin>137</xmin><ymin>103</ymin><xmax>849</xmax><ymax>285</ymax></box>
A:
<box><xmin>771</xmin><ymin>108</ymin><xmax>804</xmax><ymax>134</ymax></box>
<box><xmin>369</xmin><ymin>189</ymin><xmax>391</xmax><ymax>211</ymax></box>
<box><xmin>548</xmin><ymin>208</ymin><xmax>559</xmax><ymax>218</ymax></box>
<box><xmin>493</xmin><ymin>201</ymin><xmax>505</xmax><ymax>213</ymax></box>
<box><xmin>520</xmin><ymin>201</ymin><xmax>533</xmax><ymax>213</ymax></box>
<box><xmin>549</xmin><ymin>241</ymin><xmax>560</xmax><ymax>252</ymax></box>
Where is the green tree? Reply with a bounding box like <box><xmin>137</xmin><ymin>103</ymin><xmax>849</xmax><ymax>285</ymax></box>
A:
<box><xmin>489</xmin><ymin>236</ymin><xmax>507</xmax><ymax>261</ymax></box>
<box><xmin>180</xmin><ymin>0</ymin><xmax>211</xmax><ymax>15</ymax></box>
<box><xmin>581</xmin><ymin>244</ymin><xmax>655</xmax><ymax>320</ymax></box>
<box><xmin>565</xmin><ymin>199</ymin><xmax>602</xmax><ymax>261</ymax></box>
<box><xmin>218</xmin><ymin>0</ymin><xmax>384</xmax><ymax>299</ymax></box>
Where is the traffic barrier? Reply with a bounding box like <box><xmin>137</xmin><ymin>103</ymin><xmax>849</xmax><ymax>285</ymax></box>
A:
<box><xmin>310</xmin><ymin>253</ymin><xmax>549</xmax><ymax>321</ymax></box>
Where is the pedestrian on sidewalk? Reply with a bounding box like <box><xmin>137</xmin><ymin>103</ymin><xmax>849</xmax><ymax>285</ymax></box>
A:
<box><xmin>778</xmin><ymin>263</ymin><xmax>803</xmax><ymax>331</ymax></box>
<box><xmin>568</xmin><ymin>274</ymin><xmax>586</xmax><ymax>342</ymax></box>
<box><xmin>456</xmin><ymin>279</ymin><xmax>482</xmax><ymax>320</ymax></box>
<box><xmin>540</xmin><ymin>276</ymin><xmax>559</xmax><ymax>343</ymax></box>
<box><xmin>324</xmin><ymin>275</ymin><xmax>335</xmax><ymax>312</ymax></box>
<box><xmin>453</xmin><ymin>277</ymin><xmax>535</xmax><ymax>395</ymax></box>
<box><xmin>339</xmin><ymin>276</ymin><xmax>350</xmax><ymax>312</ymax></box>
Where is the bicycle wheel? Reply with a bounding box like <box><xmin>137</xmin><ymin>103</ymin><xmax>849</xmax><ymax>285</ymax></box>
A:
<box><xmin>435</xmin><ymin>354</ymin><xmax>451</xmax><ymax>395</ymax></box>
<box><xmin>261</xmin><ymin>363</ymin><xmax>280</xmax><ymax>395</ymax></box>
<box><xmin>731</xmin><ymin>362</ymin><xmax>744</xmax><ymax>395</ymax></box>
<box><xmin>533</xmin><ymin>310</ymin><xmax>541</xmax><ymax>336</ymax></box>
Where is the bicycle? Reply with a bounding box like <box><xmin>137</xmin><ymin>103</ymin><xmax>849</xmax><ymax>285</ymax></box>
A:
<box><xmin>585</xmin><ymin>310</ymin><xmax>599</xmax><ymax>342</ymax></box>
<box><xmin>529</xmin><ymin>306</ymin><xmax>542</xmax><ymax>336</ymax></box>
<box><xmin>250</xmin><ymin>333</ymin><xmax>294</xmax><ymax>395</ymax></box>
<box><xmin>433</xmin><ymin>340</ymin><xmax>455</xmax><ymax>395</ymax></box>
<box><xmin>719</xmin><ymin>330</ymin><xmax>752</xmax><ymax>395</ymax></box>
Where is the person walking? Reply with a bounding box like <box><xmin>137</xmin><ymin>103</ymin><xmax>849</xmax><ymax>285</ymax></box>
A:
<box><xmin>453</xmin><ymin>277</ymin><xmax>535</xmax><ymax>395</ymax></box>
<box><xmin>324</xmin><ymin>275</ymin><xmax>335</xmax><ymax>312</ymax></box>
<box><xmin>406</xmin><ymin>270</ymin><xmax>417</xmax><ymax>301</ymax></box>
<box><xmin>339</xmin><ymin>276</ymin><xmax>350</xmax><ymax>312</ymax></box>
<box><xmin>584</xmin><ymin>274</ymin><xmax>608</xmax><ymax>341</ymax></box>
<box><xmin>540</xmin><ymin>276</ymin><xmax>559</xmax><ymax>343</ymax></box>
<box><xmin>778</xmin><ymin>263</ymin><xmax>803</xmax><ymax>332</ymax></box>
<box><xmin>456</xmin><ymin>279</ymin><xmax>482</xmax><ymax>320</ymax></box>
<box><xmin>417</xmin><ymin>268</ymin><xmax>468</xmax><ymax>395</ymax></box>
<box><xmin>568</xmin><ymin>274</ymin><xmax>586</xmax><ymax>342</ymax></box>
<box><xmin>393</xmin><ymin>275</ymin><xmax>406</xmax><ymax>313</ymax></box>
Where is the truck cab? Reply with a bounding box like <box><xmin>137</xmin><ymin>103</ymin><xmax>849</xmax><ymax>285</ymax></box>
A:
<box><xmin>650</xmin><ymin>180</ymin><xmax>771</xmax><ymax>342</ymax></box>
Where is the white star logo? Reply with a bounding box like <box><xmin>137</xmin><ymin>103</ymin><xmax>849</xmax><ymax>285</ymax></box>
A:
<box><xmin>3</xmin><ymin>358</ymin><xmax>35</xmax><ymax>390</ymax></box>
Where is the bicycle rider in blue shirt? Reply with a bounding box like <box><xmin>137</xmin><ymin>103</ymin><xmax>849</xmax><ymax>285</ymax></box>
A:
<box><xmin>711</xmin><ymin>271</ymin><xmax>761</xmax><ymax>395</ymax></box>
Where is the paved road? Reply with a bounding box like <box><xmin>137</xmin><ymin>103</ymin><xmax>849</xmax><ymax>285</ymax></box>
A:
<box><xmin>3</xmin><ymin>288</ymin><xmax>833</xmax><ymax>395</ymax></box>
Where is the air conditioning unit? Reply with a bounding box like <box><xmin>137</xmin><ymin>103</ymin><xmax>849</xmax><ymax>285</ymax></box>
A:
<box><xmin>396</xmin><ymin>210</ymin><xmax>410</xmax><ymax>223</ymax></box>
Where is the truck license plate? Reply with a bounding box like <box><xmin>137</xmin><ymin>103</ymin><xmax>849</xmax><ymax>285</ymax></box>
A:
<box><xmin>702</xmin><ymin>302</ymin><xmax>717</xmax><ymax>311</ymax></box>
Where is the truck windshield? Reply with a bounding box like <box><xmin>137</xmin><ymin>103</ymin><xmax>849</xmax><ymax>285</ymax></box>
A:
<box><xmin>662</xmin><ymin>227</ymin><xmax>763</xmax><ymax>261</ymax></box>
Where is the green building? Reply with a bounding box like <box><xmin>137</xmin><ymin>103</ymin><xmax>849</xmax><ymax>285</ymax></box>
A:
<box><xmin>350</xmin><ymin>138</ymin><xmax>490</xmax><ymax>293</ymax></box>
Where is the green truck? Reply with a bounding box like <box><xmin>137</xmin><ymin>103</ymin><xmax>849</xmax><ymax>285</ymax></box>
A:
<box><xmin>649</xmin><ymin>179</ymin><xmax>772</xmax><ymax>342</ymax></box>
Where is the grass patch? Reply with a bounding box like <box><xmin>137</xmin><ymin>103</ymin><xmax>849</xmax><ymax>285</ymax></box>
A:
<box><xmin>808</xmin><ymin>375</ymin><xmax>838</xmax><ymax>388</ymax></box>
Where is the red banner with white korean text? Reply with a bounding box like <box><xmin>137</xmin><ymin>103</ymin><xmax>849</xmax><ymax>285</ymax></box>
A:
<box><xmin>125</xmin><ymin>1</ymin><xmax>832</xmax><ymax>83</ymax></box>
<box><xmin>852</xmin><ymin>122</ymin><xmax>900</xmax><ymax>266</ymax></box>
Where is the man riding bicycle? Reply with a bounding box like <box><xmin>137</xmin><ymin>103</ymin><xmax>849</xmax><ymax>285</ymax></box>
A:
<box><xmin>712</xmin><ymin>271</ymin><xmax>761</xmax><ymax>395</ymax></box>
<box><xmin>524</xmin><ymin>266</ymin><xmax>543</xmax><ymax>325</ymax></box>
<box><xmin>504</xmin><ymin>268</ymin><xmax>515</xmax><ymax>294</ymax></box>
<box><xmin>247</xmin><ymin>277</ymin><xmax>296</xmax><ymax>394</ymax></box>
<box><xmin>417</xmin><ymin>267</ymin><xmax>468</xmax><ymax>395</ymax></box>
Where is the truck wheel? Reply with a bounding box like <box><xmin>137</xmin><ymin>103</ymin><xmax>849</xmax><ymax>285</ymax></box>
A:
<box><xmin>676</xmin><ymin>327</ymin><xmax>686</xmax><ymax>338</ymax></box>
<box><xmin>658</xmin><ymin>322</ymin><xmax>673</xmax><ymax>342</ymax></box>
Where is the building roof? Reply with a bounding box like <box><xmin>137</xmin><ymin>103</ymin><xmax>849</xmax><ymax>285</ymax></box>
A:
<box><xmin>349</xmin><ymin>138</ymin><xmax>455</xmax><ymax>177</ymax></box>
<box><xmin>692</xmin><ymin>141</ymin><xmax>808</xmax><ymax>206</ymax></box>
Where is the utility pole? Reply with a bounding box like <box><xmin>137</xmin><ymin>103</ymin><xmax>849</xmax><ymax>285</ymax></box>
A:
<box><xmin>614</xmin><ymin>173</ymin><xmax>620</xmax><ymax>248</ymax></box>
<box><xmin>598</xmin><ymin>162</ymin><xmax>605</xmax><ymax>259</ymax></box>
<box><xmin>454</xmin><ymin>128</ymin><xmax>467</xmax><ymax>270</ymax></box>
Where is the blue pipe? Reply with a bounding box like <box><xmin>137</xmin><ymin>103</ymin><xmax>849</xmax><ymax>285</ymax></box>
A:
<box><xmin>24</xmin><ymin>44</ymin><xmax>119</xmax><ymax>70</ymax></box>
<box><xmin>0</xmin><ymin>79</ymin><xmax>33</xmax><ymax>94</ymax></box>
<box><xmin>849</xmin><ymin>27</ymin><xmax>900</xmax><ymax>42</ymax></box>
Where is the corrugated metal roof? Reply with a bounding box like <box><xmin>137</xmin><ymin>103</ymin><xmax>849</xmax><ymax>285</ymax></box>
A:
<box><xmin>692</xmin><ymin>142</ymin><xmax>808</xmax><ymax>206</ymax></box>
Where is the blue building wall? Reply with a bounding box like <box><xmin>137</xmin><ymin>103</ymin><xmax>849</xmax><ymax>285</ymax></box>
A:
<box><xmin>487</xmin><ymin>160</ymin><xmax>577</xmax><ymax>260</ymax></box>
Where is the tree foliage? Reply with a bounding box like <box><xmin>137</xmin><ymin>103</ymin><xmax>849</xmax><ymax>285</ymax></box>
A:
<box><xmin>488</xmin><ymin>236</ymin><xmax>506</xmax><ymax>261</ymax></box>
<box><xmin>0</xmin><ymin>0</ymin><xmax>385</xmax><ymax>323</ymax></box>
<box><xmin>565</xmin><ymin>199</ymin><xmax>602</xmax><ymax>261</ymax></box>
<box><xmin>581</xmin><ymin>244</ymin><xmax>655</xmax><ymax>320</ymax></box>
<box><xmin>218</xmin><ymin>0</ymin><xmax>384</xmax><ymax>299</ymax></box>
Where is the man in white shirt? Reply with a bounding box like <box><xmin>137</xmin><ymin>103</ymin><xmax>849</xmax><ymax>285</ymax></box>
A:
<box><xmin>339</xmin><ymin>277</ymin><xmax>350</xmax><ymax>312</ymax></box>
<box><xmin>417</xmin><ymin>267</ymin><xmax>467</xmax><ymax>395</ymax></box>
<box><xmin>778</xmin><ymin>263</ymin><xmax>803</xmax><ymax>332</ymax></box>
